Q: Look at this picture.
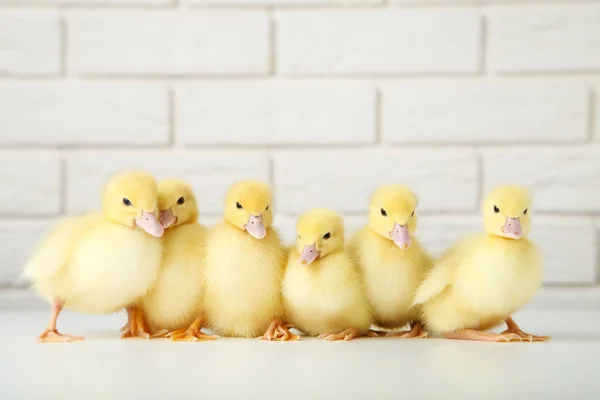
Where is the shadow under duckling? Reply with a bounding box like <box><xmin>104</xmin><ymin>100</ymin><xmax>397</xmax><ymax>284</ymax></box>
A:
<box><xmin>413</xmin><ymin>185</ymin><xmax>550</xmax><ymax>342</ymax></box>
<box><xmin>349</xmin><ymin>184</ymin><xmax>432</xmax><ymax>338</ymax></box>
<box><xmin>23</xmin><ymin>171</ymin><xmax>164</xmax><ymax>342</ymax></box>
<box><xmin>282</xmin><ymin>209</ymin><xmax>372</xmax><ymax>341</ymax></box>
<box><xmin>202</xmin><ymin>180</ymin><xmax>296</xmax><ymax>341</ymax></box>
<box><xmin>138</xmin><ymin>179</ymin><xmax>217</xmax><ymax>342</ymax></box>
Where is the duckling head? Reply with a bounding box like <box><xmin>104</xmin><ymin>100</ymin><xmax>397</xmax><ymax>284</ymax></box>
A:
<box><xmin>224</xmin><ymin>180</ymin><xmax>273</xmax><ymax>239</ymax></box>
<box><xmin>295</xmin><ymin>209</ymin><xmax>344</xmax><ymax>266</ymax></box>
<box><xmin>157</xmin><ymin>179</ymin><xmax>199</xmax><ymax>229</ymax></box>
<box><xmin>483</xmin><ymin>185</ymin><xmax>532</xmax><ymax>240</ymax></box>
<box><xmin>102</xmin><ymin>170</ymin><xmax>164</xmax><ymax>237</ymax></box>
<box><xmin>368</xmin><ymin>184</ymin><xmax>418</xmax><ymax>250</ymax></box>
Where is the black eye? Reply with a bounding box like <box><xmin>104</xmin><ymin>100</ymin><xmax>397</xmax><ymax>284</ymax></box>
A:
<box><xmin>323</xmin><ymin>232</ymin><xmax>331</xmax><ymax>239</ymax></box>
<box><xmin>236</xmin><ymin>202</ymin><xmax>243</xmax><ymax>209</ymax></box>
<box><xmin>524</xmin><ymin>209</ymin><xmax>528</xmax><ymax>215</ymax></box>
<box><xmin>494</xmin><ymin>205</ymin><xmax>500</xmax><ymax>213</ymax></box>
<box><xmin>177</xmin><ymin>197</ymin><xmax>185</xmax><ymax>205</ymax></box>
<box><xmin>298</xmin><ymin>234</ymin><xmax>301</xmax><ymax>239</ymax></box>
<box><xmin>123</xmin><ymin>198</ymin><xmax>132</xmax><ymax>206</ymax></box>
<box><xmin>411</xmin><ymin>211</ymin><xmax>415</xmax><ymax>217</ymax></box>
<box><xmin>266</xmin><ymin>205</ymin><xmax>269</xmax><ymax>211</ymax></box>
<box><xmin>381</xmin><ymin>208</ymin><xmax>387</xmax><ymax>216</ymax></box>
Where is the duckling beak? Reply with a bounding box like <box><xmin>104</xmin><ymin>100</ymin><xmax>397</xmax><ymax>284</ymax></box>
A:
<box><xmin>502</xmin><ymin>217</ymin><xmax>523</xmax><ymax>239</ymax></box>
<box><xmin>389</xmin><ymin>222</ymin><xmax>412</xmax><ymax>249</ymax></box>
<box><xmin>159</xmin><ymin>209</ymin><xmax>177</xmax><ymax>229</ymax></box>
<box><xmin>299</xmin><ymin>244</ymin><xmax>319</xmax><ymax>266</ymax></box>
<box><xmin>245</xmin><ymin>215</ymin><xmax>266</xmax><ymax>239</ymax></box>
<box><xmin>135</xmin><ymin>211</ymin><xmax>164</xmax><ymax>237</ymax></box>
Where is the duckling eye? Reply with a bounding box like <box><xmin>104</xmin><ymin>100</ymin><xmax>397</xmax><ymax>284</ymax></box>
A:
<box><xmin>123</xmin><ymin>198</ymin><xmax>132</xmax><ymax>206</ymax></box>
<box><xmin>493</xmin><ymin>205</ymin><xmax>500</xmax><ymax>213</ymax></box>
<box><xmin>524</xmin><ymin>209</ymin><xmax>528</xmax><ymax>215</ymax></box>
<box><xmin>297</xmin><ymin>234</ymin><xmax>301</xmax><ymax>239</ymax></box>
<box><xmin>236</xmin><ymin>202</ymin><xmax>243</xmax><ymax>209</ymax></box>
<box><xmin>381</xmin><ymin>208</ymin><xmax>387</xmax><ymax>216</ymax></box>
<box><xmin>323</xmin><ymin>232</ymin><xmax>331</xmax><ymax>239</ymax></box>
<box><xmin>411</xmin><ymin>211</ymin><xmax>415</xmax><ymax>217</ymax></box>
<box><xmin>266</xmin><ymin>205</ymin><xmax>269</xmax><ymax>211</ymax></box>
<box><xmin>177</xmin><ymin>197</ymin><xmax>185</xmax><ymax>205</ymax></box>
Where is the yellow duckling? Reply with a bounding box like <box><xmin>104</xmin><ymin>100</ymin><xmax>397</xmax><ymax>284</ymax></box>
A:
<box><xmin>138</xmin><ymin>179</ymin><xmax>217</xmax><ymax>342</ymax></box>
<box><xmin>282</xmin><ymin>209</ymin><xmax>372</xmax><ymax>341</ymax></box>
<box><xmin>24</xmin><ymin>171</ymin><xmax>164</xmax><ymax>342</ymax></box>
<box><xmin>203</xmin><ymin>180</ymin><xmax>295</xmax><ymax>340</ymax></box>
<box><xmin>413</xmin><ymin>185</ymin><xmax>550</xmax><ymax>342</ymax></box>
<box><xmin>349</xmin><ymin>185</ymin><xmax>432</xmax><ymax>338</ymax></box>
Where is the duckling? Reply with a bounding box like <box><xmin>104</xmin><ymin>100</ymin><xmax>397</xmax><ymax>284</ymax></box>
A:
<box><xmin>413</xmin><ymin>185</ymin><xmax>550</xmax><ymax>342</ymax></box>
<box><xmin>138</xmin><ymin>179</ymin><xmax>217</xmax><ymax>342</ymax></box>
<box><xmin>203</xmin><ymin>180</ymin><xmax>295</xmax><ymax>340</ymax></box>
<box><xmin>24</xmin><ymin>171</ymin><xmax>164</xmax><ymax>342</ymax></box>
<box><xmin>349</xmin><ymin>185</ymin><xmax>432</xmax><ymax>338</ymax></box>
<box><xmin>282</xmin><ymin>209</ymin><xmax>372</xmax><ymax>341</ymax></box>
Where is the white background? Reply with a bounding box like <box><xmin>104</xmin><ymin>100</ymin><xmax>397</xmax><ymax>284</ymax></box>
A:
<box><xmin>0</xmin><ymin>0</ymin><xmax>599</xmax><ymax>307</ymax></box>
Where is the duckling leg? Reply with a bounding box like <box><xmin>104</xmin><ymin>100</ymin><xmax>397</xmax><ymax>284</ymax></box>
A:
<box><xmin>318</xmin><ymin>328</ymin><xmax>360</xmax><ymax>341</ymax></box>
<box><xmin>37</xmin><ymin>299</ymin><xmax>84</xmax><ymax>343</ymax></box>
<box><xmin>169</xmin><ymin>313</ymin><xmax>219</xmax><ymax>342</ymax></box>
<box><xmin>121</xmin><ymin>306</ymin><xmax>151</xmax><ymax>339</ymax></box>
<box><xmin>502</xmin><ymin>317</ymin><xmax>550</xmax><ymax>342</ymax></box>
<box><xmin>386</xmin><ymin>322</ymin><xmax>428</xmax><ymax>339</ymax></box>
<box><xmin>443</xmin><ymin>329</ymin><xmax>523</xmax><ymax>342</ymax></box>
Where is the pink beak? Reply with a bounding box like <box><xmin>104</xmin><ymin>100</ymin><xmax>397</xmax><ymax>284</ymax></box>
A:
<box><xmin>502</xmin><ymin>217</ymin><xmax>523</xmax><ymax>239</ymax></box>
<box><xmin>245</xmin><ymin>215</ymin><xmax>267</xmax><ymax>239</ymax></box>
<box><xmin>135</xmin><ymin>211</ymin><xmax>164</xmax><ymax>237</ymax></box>
<box><xmin>299</xmin><ymin>244</ymin><xmax>319</xmax><ymax>266</ymax></box>
<box><xmin>389</xmin><ymin>222</ymin><xmax>412</xmax><ymax>249</ymax></box>
<box><xmin>159</xmin><ymin>209</ymin><xmax>177</xmax><ymax>229</ymax></box>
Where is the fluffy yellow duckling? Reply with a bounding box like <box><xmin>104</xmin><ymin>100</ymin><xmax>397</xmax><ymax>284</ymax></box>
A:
<box><xmin>138</xmin><ymin>179</ymin><xmax>217</xmax><ymax>342</ymax></box>
<box><xmin>203</xmin><ymin>180</ymin><xmax>295</xmax><ymax>340</ymax></box>
<box><xmin>24</xmin><ymin>171</ymin><xmax>164</xmax><ymax>342</ymax></box>
<box><xmin>413</xmin><ymin>185</ymin><xmax>550</xmax><ymax>342</ymax></box>
<box><xmin>349</xmin><ymin>185</ymin><xmax>432</xmax><ymax>338</ymax></box>
<box><xmin>282</xmin><ymin>209</ymin><xmax>372</xmax><ymax>341</ymax></box>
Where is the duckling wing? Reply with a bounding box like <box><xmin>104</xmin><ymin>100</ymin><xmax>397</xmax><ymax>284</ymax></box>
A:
<box><xmin>23</xmin><ymin>214</ymin><xmax>102</xmax><ymax>281</ymax></box>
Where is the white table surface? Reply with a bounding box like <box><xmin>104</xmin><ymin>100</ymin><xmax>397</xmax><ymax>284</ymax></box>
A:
<box><xmin>1</xmin><ymin>308</ymin><xmax>599</xmax><ymax>399</ymax></box>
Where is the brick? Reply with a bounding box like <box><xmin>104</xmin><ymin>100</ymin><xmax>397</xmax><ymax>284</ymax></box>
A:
<box><xmin>0</xmin><ymin>11</ymin><xmax>60</xmax><ymax>76</ymax></box>
<box><xmin>0</xmin><ymin>220</ymin><xmax>56</xmax><ymax>287</ymax></box>
<box><xmin>177</xmin><ymin>82</ymin><xmax>375</xmax><ymax>146</ymax></box>
<box><xmin>276</xmin><ymin>9</ymin><xmax>480</xmax><ymax>75</ymax></box>
<box><xmin>68</xmin><ymin>11</ymin><xmax>269</xmax><ymax>75</ymax></box>
<box><xmin>382</xmin><ymin>82</ymin><xmax>589</xmax><ymax>144</ymax></box>
<box><xmin>483</xmin><ymin>147</ymin><xmax>600</xmax><ymax>213</ymax></box>
<box><xmin>0</xmin><ymin>83</ymin><xmax>168</xmax><ymax>146</ymax></box>
<box><xmin>488</xmin><ymin>5</ymin><xmax>600</xmax><ymax>73</ymax></box>
<box><xmin>0</xmin><ymin>152</ymin><xmax>61</xmax><ymax>217</ymax></box>
<box><xmin>65</xmin><ymin>151</ymin><xmax>270</xmax><ymax>215</ymax></box>
<box><xmin>273</xmin><ymin>149</ymin><xmax>479</xmax><ymax>214</ymax></box>
<box><xmin>419</xmin><ymin>215</ymin><xmax>597</xmax><ymax>285</ymax></box>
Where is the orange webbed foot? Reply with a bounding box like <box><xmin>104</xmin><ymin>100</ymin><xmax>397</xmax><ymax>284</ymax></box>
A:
<box><xmin>37</xmin><ymin>329</ymin><xmax>84</xmax><ymax>343</ymax></box>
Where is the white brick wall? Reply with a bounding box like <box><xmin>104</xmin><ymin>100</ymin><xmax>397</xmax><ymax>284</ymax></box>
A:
<box><xmin>0</xmin><ymin>1</ymin><xmax>598</xmax><ymax>306</ymax></box>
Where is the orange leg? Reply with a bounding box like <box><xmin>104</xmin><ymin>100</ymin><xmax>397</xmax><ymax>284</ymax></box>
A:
<box><xmin>260</xmin><ymin>318</ymin><xmax>299</xmax><ymax>341</ymax></box>
<box><xmin>386</xmin><ymin>322</ymin><xmax>428</xmax><ymax>339</ymax></box>
<box><xmin>169</xmin><ymin>313</ymin><xmax>219</xmax><ymax>342</ymax></box>
<box><xmin>502</xmin><ymin>317</ymin><xmax>550</xmax><ymax>342</ymax></box>
<box><xmin>318</xmin><ymin>328</ymin><xmax>361</xmax><ymax>341</ymax></box>
<box><xmin>121</xmin><ymin>305</ymin><xmax>151</xmax><ymax>339</ymax></box>
<box><xmin>37</xmin><ymin>299</ymin><xmax>84</xmax><ymax>343</ymax></box>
